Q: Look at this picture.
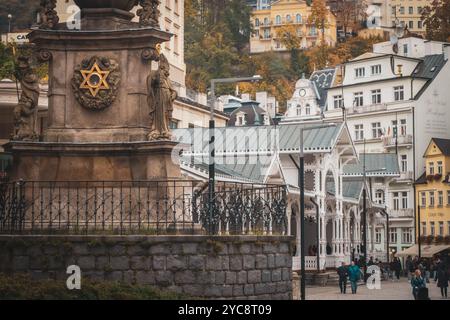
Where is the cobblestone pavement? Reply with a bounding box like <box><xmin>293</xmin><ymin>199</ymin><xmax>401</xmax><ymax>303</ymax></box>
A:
<box><xmin>300</xmin><ymin>278</ymin><xmax>449</xmax><ymax>300</ymax></box>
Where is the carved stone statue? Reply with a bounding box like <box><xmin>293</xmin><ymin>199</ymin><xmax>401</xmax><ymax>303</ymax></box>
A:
<box><xmin>12</xmin><ymin>56</ymin><xmax>40</xmax><ymax>141</ymax></box>
<box><xmin>137</xmin><ymin>0</ymin><xmax>161</xmax><ymax>28</ymax></box>
<box><xmin>147</xmin><ymin>54</ymin><xmax>177</xmax><ymax>140</ymax></box>
<box><xmin>39</xmin><ymin>0</ymin><xmax>59</xmax><ymax>30</ymax></box>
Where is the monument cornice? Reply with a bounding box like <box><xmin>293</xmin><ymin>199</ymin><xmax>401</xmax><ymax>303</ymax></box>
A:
<box><xmin>28</xmin><ymin>27</ymin><xmax>172</xmax><ymax>50</ymax></box>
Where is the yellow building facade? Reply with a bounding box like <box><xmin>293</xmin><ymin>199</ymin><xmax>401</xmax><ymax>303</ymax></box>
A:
<box><xmin>250</xmin><ymin>0</ymin><xmax>337</xmax><ymax>54</ymax></box>
<box><xmin>415</xmin><ymin>138</ymin><xmax>450</xmax><ymax>241</ymax></box>
<box><xmin>390</xmin><ymin>0</ymin><xmax>432</xmax><ymax>36</ymax></box>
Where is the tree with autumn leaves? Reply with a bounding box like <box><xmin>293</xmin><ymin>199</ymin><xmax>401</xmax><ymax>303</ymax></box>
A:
<box><xmin>422</xmin><ymin>0</ymin><xmax>450</xmax><ymax>42</ymax></box>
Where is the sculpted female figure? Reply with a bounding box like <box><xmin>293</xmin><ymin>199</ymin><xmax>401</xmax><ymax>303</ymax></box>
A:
<box><xmin>12</xmin><ymin>56</ymin><xmax>40</xmax><ymax>141</ymax></box>
<box><xmin>147</xmin><ymin>54</ymin><xmax>177</xmax><ymax>140</ymax></box>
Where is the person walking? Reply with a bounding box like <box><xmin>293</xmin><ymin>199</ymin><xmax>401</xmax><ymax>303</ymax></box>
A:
<box><xmin>435</xmin><ymin>263</ymin><xmax>449</xmax><ymax>299</ymax></box>
<box><xmin>405</xmin><ymin>256</ymin><xmax>414</xmax><ymax>281</ymax></box>
<box><xmin>348</xmin><ymin>260</ymin><xmax>360</xmax><ymax>294</ymax></box>
<box><xmin>393</xmin><ymin>257</ymin><xmax>402</xmax><ymax>281</ymax></box>
<box><xmin>337</xmin><ymin>262</ymin><xmax>348</xmax><ymax>294</ymax></box>
<box><xmin>411</xmin><ymin>269</ymin><xmax>427</xmax><ymax>300</ymax></box>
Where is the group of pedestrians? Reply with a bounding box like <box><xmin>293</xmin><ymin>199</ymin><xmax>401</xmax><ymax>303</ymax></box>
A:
<box><xmin>335</xmin><ymin>255</ymin><xmax>449</xmax><ymax>299</ymax></box>
<box><xmin>406</xmin><ymin>255</ymin><xmax>449</xmax><ymax>299</ymax></box>
<box><xmin>336</xmin><ymin>261</ymin><xmax>362</xmax><ymax>294</ymax></box>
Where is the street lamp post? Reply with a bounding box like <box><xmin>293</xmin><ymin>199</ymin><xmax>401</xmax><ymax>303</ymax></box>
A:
<box><xmin>298</xmin><ymin>123</ymin><xmax>337</xmax><ymax>301</ymax></box>
<box><xmin>208</xmin><ymin>75</ymin><xmax>262</xmax><ymax>234</ymax></box>
<box><xmin>8</xmin><ymin>14</ymin><xmax>12</xmax><ymax>33</ymax></box>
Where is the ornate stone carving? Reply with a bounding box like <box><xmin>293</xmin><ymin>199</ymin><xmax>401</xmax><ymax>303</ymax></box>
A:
<box><xmin>71</xmin><ymin>56</ymin><xmax>121</xmax><ymax>111</ymax></box>
<box><xmin>12</xmin><ymin>56</ymin><xmax>40</xmax><ymax>141</ymax></box>
<box><xmin>39</xmin><ymin>0</ymin><xmax>59</xmax><ymax>30</ymax></box>
<box><xmin>137</xmin><ymin>0</ymin><xmax>161</xmax><ymax>28</ymax></box>
<box><xmin>36</xmin><ymin>49</ymin><xmax>53</xmax><ymax>63</ymax></box>
<box><xmin>141</xmin><ymin>47</ymin><xmax>160</xmax><ymax>62</ymax></box>
<box><xmin>147</xmin><ymin>54</ymin><xmax>177</xmax><ymax>140</ymax></box>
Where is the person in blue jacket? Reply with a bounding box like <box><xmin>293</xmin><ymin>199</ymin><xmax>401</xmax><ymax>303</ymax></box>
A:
<box><xmin>348</xmin><ymin>260</ymin><xmax>361</xmax><ymax>294</ymax></box>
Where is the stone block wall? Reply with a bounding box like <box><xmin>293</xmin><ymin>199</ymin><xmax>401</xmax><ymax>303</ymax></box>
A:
<box><xmin>0</xmin><ymin>235</ymin><xmax>294</xmax><ymax>300</ymax></box>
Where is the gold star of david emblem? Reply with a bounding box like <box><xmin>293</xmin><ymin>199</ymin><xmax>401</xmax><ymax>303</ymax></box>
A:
<box><xmin>79</xmin><ymin>62</ymin><xmax>110</xmax><ymax>97</ymax></box>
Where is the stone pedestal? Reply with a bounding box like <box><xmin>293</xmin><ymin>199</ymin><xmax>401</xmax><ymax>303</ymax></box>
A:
<box><xmin>29</xmin><ymin>27</ymin><xmax>169</xmax><ymax>143</ymax></box>
<box><xmin>4</xmin><ymin>140</ymin><xmax>182</xmax><ymax>181</ymax></box>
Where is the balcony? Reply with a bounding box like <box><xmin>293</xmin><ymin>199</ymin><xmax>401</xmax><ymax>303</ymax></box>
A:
<box><xmin>382</xmin><ymin>134</ymin><xmax>413</xmax><ymax>148</ymax></box>
<box><xmin>347</xmin><ymin>103</ymin><xmax>387</xmax><ymax>114</ymax></box>
<box><xmin>395</xmin><ymin>171</ymin><xmax>414</xmax><ymax>182</ymax></box>
<box><xmin>390</xmin><ymin>208</ymin><xmax>414</xmax><ymax>218</ymax></box>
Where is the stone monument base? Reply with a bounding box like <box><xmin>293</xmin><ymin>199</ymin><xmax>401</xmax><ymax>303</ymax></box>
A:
<box><xmin>4</xmin><ymin>140</ymin><xmax>182</xmax><ymax>181</ymax></box>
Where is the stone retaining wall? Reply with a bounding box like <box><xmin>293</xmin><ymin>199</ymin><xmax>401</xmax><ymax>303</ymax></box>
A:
<box><xmin>0</xmin><ymin>235</ymin><xmax>294</xmax><ymax>300</ymax></box>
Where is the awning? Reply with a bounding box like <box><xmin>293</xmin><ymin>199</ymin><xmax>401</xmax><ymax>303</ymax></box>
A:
<box><xmin>397</xmin><ymin>244</ymin><xmax>450</xmax><ymax>258</ymax></box>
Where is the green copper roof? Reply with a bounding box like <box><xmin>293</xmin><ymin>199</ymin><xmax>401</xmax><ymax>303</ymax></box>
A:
<box><xmin>326</xmin><ymin>178</ymin><xmax>364</xmax><ymax>201</ymax></box>
<box><xmin>173</xmin><ymin>123</ymin><xmax>344</xmax><ymax>155</ymax></box>
<box><xmin>180</xmin><ymin>154</ymin><xmax>273</xmax><ymax>183</ymax></box>
<box><xmin>343</xmin><ymin>153</ymin><xmax>400</xmax><ymax>176</ymax></box>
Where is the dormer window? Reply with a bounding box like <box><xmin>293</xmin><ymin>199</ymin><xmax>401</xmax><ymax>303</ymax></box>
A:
<box><xmin>236</xmin><ymin>113</ymin><xmax>246</xmax><ymax>126</ymax></box>
<box><xmin>296</xmin><ymin>104</ymin><xmax>301</xmax><ymax>116</ymax></box>
<box><xmin>305</xmin><ymin>104</ymin><xmax>311</xmax><ymax>115</ymax></box>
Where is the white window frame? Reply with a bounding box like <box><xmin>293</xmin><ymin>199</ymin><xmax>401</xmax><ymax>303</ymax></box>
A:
<box><xmin>394</xmin><ymin>86</ymin><xmax>404</xmax><ymax>101</ymax></box>
<box><xmin>401</xmin><ymin>191</ymin><xmax>408</xmax><ymax>209</ymax></box>
<box><xmin>429</xmin><ymin>191</ymin><xmax>435</xmax><ymax>207</ymax></box>
<box><xmin>438</xmin><ymin>191</ymin><xmax>443</xmax><ymax>207</ymax></box>
<box><xmin>354</xmin><ymin>124</ymin><xmax>364</xmax><ymax>141</ymax></box>
<box><xmin>371</xmin><ymin>89</ymin><xmax>381</xmax><ymax>104</ymax></box>
<box><xmin>355</xmin><ymin>67</ymin><xmax>365</xmax><ymax>78</ymax></box>
<box><xmin>393</xmin><ymin>192</ymin><xmax>399</xmax><ymax>210</ymax></box>
<box><xmin>371</xmin><ymin>122</ymin><xmax>382</xmax><ymax>139</ymax></box>
<box><xmin>371</xmin><ymin>64</ymin><xmax>381</xmax><ymax>75</ymax></box>
<box><xmin>401</xmin><ymin>154</ymin><xmax>408</xmax><ymax>172</ymax></box>
<box><xmin>333</xmin><ymin>95</ymin><xmax>343</xmax><ymax>109</ymax></box>
<box><xmin>354</xmin><ymin>92</ymin><xmax>363</xmax><ymax>107</ymax></box>
<box><xmin>437</xmin><ymin>161</ymin><xmax>443</xmax><ymax>174</ymax></box>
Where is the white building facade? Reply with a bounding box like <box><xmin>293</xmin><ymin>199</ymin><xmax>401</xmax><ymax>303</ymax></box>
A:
<box><xmin>282</xmin><ymin>37</ymin><xmax>450</xmax><ymax>258</ymax></box>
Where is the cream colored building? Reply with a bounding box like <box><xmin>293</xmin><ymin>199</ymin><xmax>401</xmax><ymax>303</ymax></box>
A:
<box><xmin>249</xmin><ymin>0</ymin><xmax>337</xmax><ymax>53</ymax></box>
<box><xmin>388</xmin><ymin>0</ymin><xmax>431</xmax><ymax>36</ymax></box>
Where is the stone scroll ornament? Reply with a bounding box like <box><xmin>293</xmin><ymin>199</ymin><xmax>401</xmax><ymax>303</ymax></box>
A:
<box><xmin>147</xmin><ymin>54</ymin><xmax>177</xmax><ymax>140</ymax></box>
<box><xmin>39</xmin><ymin>0</ymin><xmax>59</xmax><ymax>29</ymax></box>
<box><xmin>72</xmin><ymin>56</ymin><xmax>121</xmax><ymax>111</ymax></box>
<box><xmin>137</xmin><ymin>0</ymin><xmax>161</xmax><ymax>28</ymax></box>
<box><xmin>12</xmin><ymin>56</ymin><xmax>40</xmax><ymax>141</ymax></box>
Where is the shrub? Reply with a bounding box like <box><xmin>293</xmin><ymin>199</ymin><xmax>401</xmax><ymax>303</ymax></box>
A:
<box><xmin>0</xmin><ymin>273</ymin><xmax>188</xmax><ymax>300</ymax></box>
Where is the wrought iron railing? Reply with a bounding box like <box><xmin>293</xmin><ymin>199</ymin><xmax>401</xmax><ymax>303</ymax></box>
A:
<box><xmin>0</xmin><ymin>180</ymin><xmax>287</xmax><ymax>235</ymax></box>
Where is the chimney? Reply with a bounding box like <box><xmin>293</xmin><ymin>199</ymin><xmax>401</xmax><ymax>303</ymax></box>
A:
<box><xmin>444</xmin><ymin>44</ymin><xmax>450</xmax><ymax>61</ymax></box>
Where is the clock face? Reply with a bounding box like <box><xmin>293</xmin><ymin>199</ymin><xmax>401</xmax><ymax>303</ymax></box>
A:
<box><xmin>299</xmin><ymin>89</ymin><xmax>306</xmax><ymax>97</ymax></box>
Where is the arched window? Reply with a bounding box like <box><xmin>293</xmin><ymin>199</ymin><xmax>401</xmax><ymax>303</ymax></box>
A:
<box><xmin>264</xmin><ymin>17</ymin><xmax>269</xmax><ymax>25</ymax></box>
<box><xmin>255</xmin><ymin>18</ymin><xmax>260</xmax><ymax>27</ymax></box>
<box><xmin>296</xmin><ymin>104</ymin><xmax>301</xmax><ymax>116</ymax></box>
<box><xmin>276</xmin><ymin>15</ymin><xmax>281</xmax><ymax>25</ymax></box>
<box><xmin>305</xmin><ymin>104</ymin><xmax>311</xmax><ymax>115</ymax></box>
<box><xmin>286</xmin><ymin>14</ymin><xmax>291</xmax><ymax>22</ymax></box>
<box><xmin>310</xmin><ymin>26</ymin><xmax>317</xmax><ymax>36</ymax></box>
<box><xmin>296</xmin><ymin>14</ymin><xmax>302</xmax><ymax>23</ymax></box>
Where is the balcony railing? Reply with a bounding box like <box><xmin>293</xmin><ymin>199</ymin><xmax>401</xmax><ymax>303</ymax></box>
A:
<box><xmin>347</xmin><ymin>103</ymin><xmax>388</xmax><ymax>114</ymax></box>
<box><xmin>395</xmin><ymin>171</ymin><xmax>414</xmax><ymax>181</ymax></box>
<box><xmin>390</xmin><ymin>208</ymin><xmax>414</xmax><ymax>218</ymax></box>
<box><xmin>0</xmin><ymin>180</ymin><xmax>287</xmax><ymax>235</ymax></box>
<box><xmin>292</xmin><ymin>256</ymin><xmax>317</xmax><ymax>270</ymax></box>
<box><xmin>382</xmin><ymin>134</ymin><xmax>413</xmax><ymax>148</ymax></box>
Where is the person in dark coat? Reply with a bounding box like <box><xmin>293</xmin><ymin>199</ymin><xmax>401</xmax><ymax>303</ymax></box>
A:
<box><xmin>435</xmin><ymin>264</ymin><xmax>449</xmax><ymax>298</ymax></box>
<box><xmin>337</xmin><ymin>262</ymin><xmax>348</xmax><ymax>294</ymax></box>
<box><xmin>393</xmin><ymin>257</ymin><xmax>402</xmax><ymax>281</ymax></box>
